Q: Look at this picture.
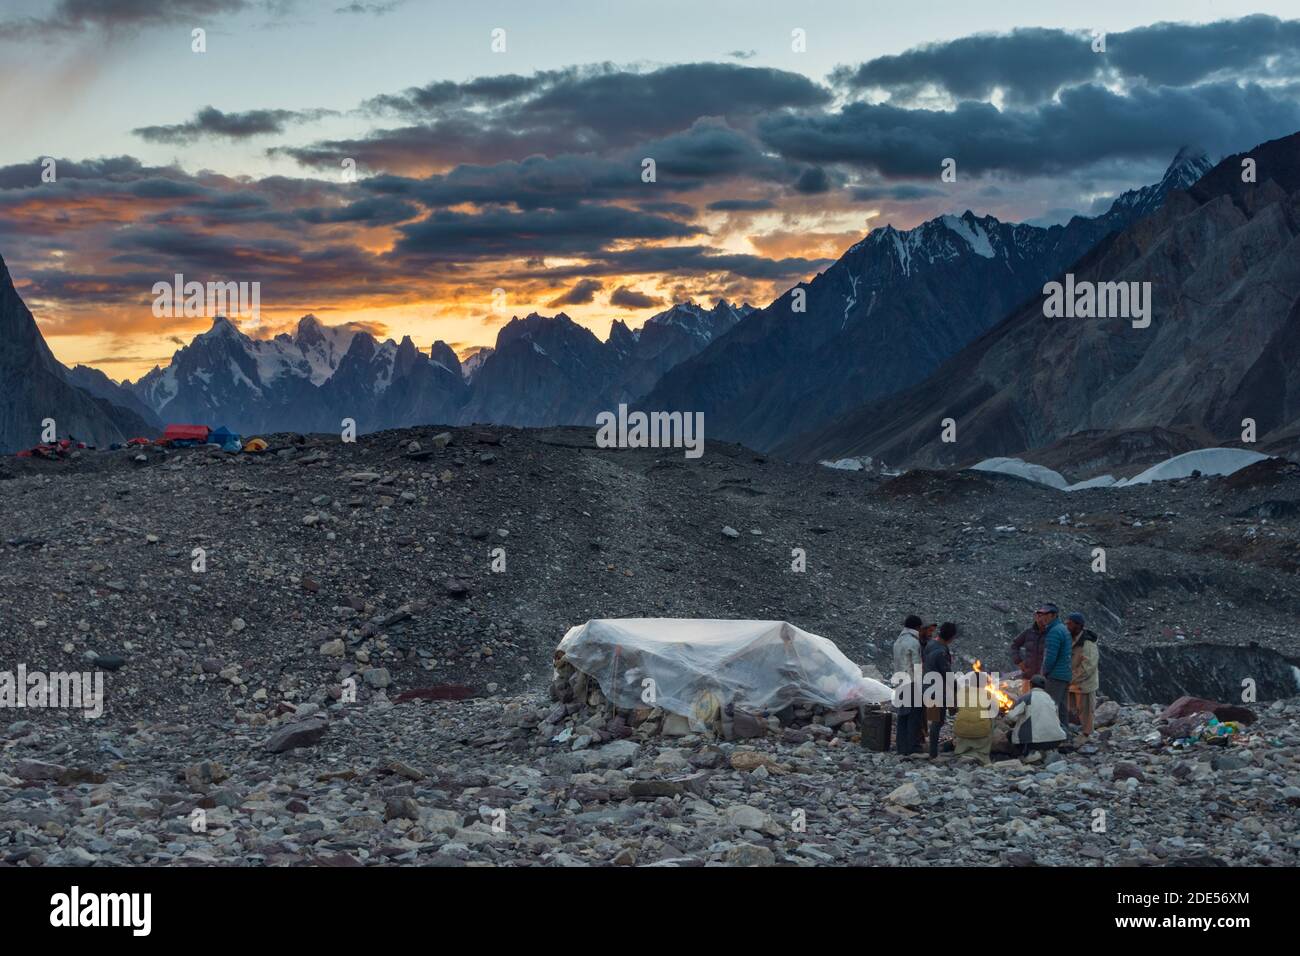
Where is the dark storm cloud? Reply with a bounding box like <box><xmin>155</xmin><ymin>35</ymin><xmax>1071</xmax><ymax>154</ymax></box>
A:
<box><xmin>389</xmin><ymin>203</ymin><xmax>703</xmax><ymax>262</ymax></box>
<box><xmin>134</xmin><ymin>106</ymin><xmax>335</xmax><ymax>144</ymax></box>
<box><xmin>707</xmin><ymin>199</ymin><xmax>775</xmax><ymax>212</ymax></box>
<box><xmin>0</xmin><ymin>0</ymin><xmax>252</xmax><ymax>40</ymax></box>
<box><xmin>849</xmin><ymin>184</ymin><xmax>944</xmax><ymax>201</ymax></box>
<box><xmin>792</xmin><ymin>167</ymin><xmax>831</xmax><ymax>194</ymax></box>
<box><xmin>350</xmin><ymin>121</ymin><xmax>790</xmax><ymax>212</ymax></box>
<box><xmin>608</xmin><ymin>286</ymin><xmax>664</xmax><ymax>310</ymax></box>
<box><xmin>284</xmin><ymin>63</ymin><xmax>830</xmax><ymax>171</ymax></box>
<box><xmin>547</xmin><ymin>278</ymin><xmax>602</xmax><ymax>308</ymax></box>
<box><xmin>836</xmin><ymin>16</ymin><xmax>1300</xmax><ymax>106</ymax></box>
<box><xmin>511</xmin><ymin>245</ymin><xmax>829</xmax><ymax>284</ymax></box>
<box><xmin>760</xmin><ymin>81</ymin><xmax>1300</xmax><ymax>177</ymax></box>
<box><xmin>365</xmin><ymin>74</ymin><xmax>543</xmax><ymax>114</ymax></box>
<box><xmin>295</xmin><ymin>195</ymin><xmax>420</xmax><ymax>224</ymax></box>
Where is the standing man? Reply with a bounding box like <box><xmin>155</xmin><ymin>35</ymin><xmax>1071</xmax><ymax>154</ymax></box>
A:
<box><xmin>923</xmin><ymin>622</ymin><xmax>958</xmax><ymax>758</ymax></box>
<box><xmin>1067</xmin><ymin>612</ymin><xmax>1099</xmax><ymax>743</ymax></box>
<box><xmin>1010</xmin><ymin>616</ymin><xmax>1045</xmax><ymax>693</ymax></box>
<box><xmin>1037</xmin><ymin>603</ymin><xmax>1072</xmax><ymax>731</ymax></box>
<box><xmin>892</xmin><ymin>615</ymin><xmax>924</xmax><ymax>756</ymax></box>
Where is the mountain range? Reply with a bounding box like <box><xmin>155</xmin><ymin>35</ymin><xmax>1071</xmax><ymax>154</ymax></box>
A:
<box><xmin>637</xmin><ymin>148</ymin><xmax>1215</xmax><ymax>453</ymax></box>
<box><xmin>120</xmin><ymin>299</ymin><xmax>751</xmax><ymax>437</ymax></box>
<box><xmin>780</xmin><ymin>132</ymin><xmax>1300</xmax><ymax>471</ymax></box>
<box><xmin>9</xmin><ymin>140</ymin><xmax>1294</xmax><ymax>468</ymax></box>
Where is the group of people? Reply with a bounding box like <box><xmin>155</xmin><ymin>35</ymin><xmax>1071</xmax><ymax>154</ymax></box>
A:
<box><xmin>891</xmin><ymin>603</ymin><xmax>1100</xmax><ymax>764</ymax></box>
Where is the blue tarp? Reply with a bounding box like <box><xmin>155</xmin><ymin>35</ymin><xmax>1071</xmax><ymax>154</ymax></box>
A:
<box><xmin>208</xmin><ymin>426</ymin><xmax>242</xmax><ymax>452</ymax></box>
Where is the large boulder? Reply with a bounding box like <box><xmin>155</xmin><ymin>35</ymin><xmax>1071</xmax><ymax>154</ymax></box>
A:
<box><xmin>1161</xmin><ymin>696</ymin><xmax>1256</xmax><ymax>725</ymax></box>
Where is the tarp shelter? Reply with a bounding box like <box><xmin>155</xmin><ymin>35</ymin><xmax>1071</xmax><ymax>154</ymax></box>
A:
<box><xmin>557</xmin><ymin>618</ymin><xmax>893</xmax><ymax>722</ymax></box>
<box><xmin>208</xmin><ymin>426</ymin><xmax>242</xmax><ymax>452</ymax></box>
<box><xmin>162</xmin><ymin>424</ymin><xmax>210</xmax><ymax>443</ymax></box>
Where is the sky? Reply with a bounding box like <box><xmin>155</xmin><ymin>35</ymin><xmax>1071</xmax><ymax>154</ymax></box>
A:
<box><xmin>2</xmin><ymin>0</ymin><xmax>1300</xmax><ymax>380</ymax></box>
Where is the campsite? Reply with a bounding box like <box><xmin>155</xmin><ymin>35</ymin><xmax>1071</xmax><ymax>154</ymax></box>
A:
<box><xmin>1</xmin><ymin>424</ymin><xmax>1297</xmax><ymax>867</ymax></box>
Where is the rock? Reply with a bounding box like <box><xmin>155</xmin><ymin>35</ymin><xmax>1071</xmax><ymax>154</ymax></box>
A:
<box><xmin>319</xmin><ymin>639</ymin><xmax>345</xmax><ymax>657</ymax></box>
<box><xmin>1211</xmin><ymin>753</ymin><xmax>1250</xmax><ymax>772</ymax></box>
<box><xmin>183</xmin><ymin>761</ymin><xmax>228</xmax><ymax>792</ymax></box>
<box><xmin>1162</xmin><ymin>696</ymin><xmax>1257</xmax><ymax>725</ymax></box>
<box><xmin>421</xmin><ymin>808</ymin><xmax>463</xmax><ymax>835</ymax></box>
<box><xmin>1113</xmin><ymin>762</ymin><xmax>1145</xmax><ymax>783</ymax></box>
<box><xmin>886</xmin><ymin>782</ymin><xmax>922</xmax><ymax>806</ymax></box>
<box><xmin>265</xmin><ymin>717</ymin><xmax>328</xmax><ymax>753</ymax></box>
<box><xmin>661</xmin><ymin>714</ymin><xmax>691</xmax><ymax>736</ymax></box>
<box><xmin>725</xmin><ymin>805</ymin><xmax>769</xmax><ymax>831</ymax></box>
<box><xmin>721</xmin><ymin>526</ymin><xmax>740</xmax><ymax>538</ymax></box>
<box><xmin>725</xmin><ymin>843</ymin><xmax>775</xmax><ymax>866</ymax></box>
<box><xmin>562</xmin><ymin>739</ymin><xmax>640</xmax><ymax>771</ymax></box>
<box><xmin>14</xmin><ymin>759</ymin><xmax>66</xmax><ymax>782</ymax></box>
<box><xmin>384</xmin><ymin>797</ymin><xmax>420</xmax><ymax>822</ymax></box>
<box><xmin>1094</xmin><ymin>701</ymin><xmax>1121</xmax><ymax>727</ymax></box>
<box><xmin>629</xmin><ymin>780</ymin><xmax>682</xmax><ymax>800</ymax></box>
<box><xmin>364</xmin><ymin>668</ymin><xmax>392</xmax><ymax>689</ymax></box>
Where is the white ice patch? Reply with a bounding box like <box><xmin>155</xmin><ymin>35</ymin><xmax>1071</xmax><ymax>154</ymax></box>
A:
<box><xmin>970</xmin><ymin>457</ymin><xmax>1069</xmax><ymax>489</ymax></box>
<box><xmin>1115</xmin><ymin>448</ymin><xmax>1271</xmax><ymax>486</ymax></box>
<box><xmin>969</xmin><ymin>448</ymin><xmax>1272</xmax><ymax>492</ymax></box>
<box><xmin>820</xmin><ymin>457</ymin><xmax>868</xmax><ymax>471</ymax></box>
<box><xmin>941</xmin><ymin>215</ymin><xmax>995</xmax><ymax>258</ymax></box>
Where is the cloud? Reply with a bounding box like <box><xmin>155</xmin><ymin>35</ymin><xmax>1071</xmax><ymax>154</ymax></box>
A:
<box><xmin>608</xmin><ymin>285</ymin><xmax>664</xmax><ymax>310</ymax></box>
<box><xmin>389</xmin><ymin>203</ymin><xmax>703</xmax><ymax>262</ymax></box>
<box><xmin>547</xmin><ymin>278</ymin><xmax>602</xmax><ymax>308</ymax></box>
<box><xmin>0</xmin><ymin>0</ymin><xmax>253</xmax><ymax>41</ymax></box>
<box><xmin>134</xmin><ymin>106</ymin><xmax>335</xmax><ymax>144</ymax></box>
<box><xmin>834</xmin><ymin>16</ymin><xmax>1300</xmax><ymax>107</ymax></box>
<box><xmin>760</xmin><ymin>81</ymin><xmax>1300</xmax><ymax>177</ymax></box>
<box><xmin>792</xmin><ymin>166</ymin><xmax>832</xmax><ymax>194</ymax></box>
<box><xmin>281</xmin><ymin>62</ymin><xmax>830</xmax><ymax>172</ymax></box>
<box><xmin>335</xmin><ymin>1</ymin><xmax>403</xmax><ymax>14</ymax></box>
<box><xmin>849</xmin><ymin>184</ymin><xmax>944</xmax><ymax>201</ymax></box>
<box><xmin>707</xmin><ymin>198</ymin><xmax>776</xmax><ymax>212</ymax></box>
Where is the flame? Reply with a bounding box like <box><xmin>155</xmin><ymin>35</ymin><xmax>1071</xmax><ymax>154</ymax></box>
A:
<box><xmin>972</xmin><ymin>659</ymin><xmax>1015</xmax><ymax>713</ymax></box>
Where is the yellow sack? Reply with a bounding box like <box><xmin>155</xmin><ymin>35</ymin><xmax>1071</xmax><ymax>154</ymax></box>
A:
<box><xmin>243</xmin><ymin>438</ymin><xmax>268</xmax><ymax>453</ymax></box>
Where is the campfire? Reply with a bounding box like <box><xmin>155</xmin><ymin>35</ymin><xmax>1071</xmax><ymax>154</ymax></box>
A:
<box><xmin>972</xmin><ymin>659</ymin><xmax>1016</xmax><ymax>713</ymax></box>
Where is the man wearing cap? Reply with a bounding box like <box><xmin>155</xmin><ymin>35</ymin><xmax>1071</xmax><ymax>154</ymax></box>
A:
<box><xmin>1010</xmin><ymin>616</ymin><xmax>1045</xmax><ymax>694</ymax></box>
<box><xmin>1037</xmin><ymin>603</ymin><xmax>1073</xmax><ymax>730</ymax></box>
<box><xmin>1067</xmin><ymin>612</ymin><xmax>1099</xmax><ymax>742</ymax></box>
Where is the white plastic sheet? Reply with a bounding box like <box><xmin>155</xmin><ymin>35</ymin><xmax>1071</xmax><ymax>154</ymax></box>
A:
<box><xmin>556</xmin><ymin>618</ymin><xmax>894</xmax><ymax>721</ymax></box>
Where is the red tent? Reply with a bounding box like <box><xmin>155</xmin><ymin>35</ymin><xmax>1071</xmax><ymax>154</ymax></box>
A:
<box><xmin>162</xmin><ymin>424</ymin><xmax>210</xmax><ymax>442</ymax></box>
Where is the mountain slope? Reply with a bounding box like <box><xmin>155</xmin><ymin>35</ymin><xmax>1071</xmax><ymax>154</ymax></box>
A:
<box><xmin>640</xmin><ymin>150</ymin><xmax>1215</xmax><ymax>452</ymax></box>
<box><xmin>456</xmin><ymin>300</ymin><xmax>750</xmax><ymax>427</ymax></box>
<box><xmin>0</xmin><ymin>255</ymin><xmax>155</xmax><ymax>452</ymax></box>
<box><xmin>780</xmin><ymin>132</ymin><xmax>1300</xmax><ymax>469</ymax></box>
<box><xmin>64</xmin><ymin>364</ymin><xmax>162</xmax><ymax>431</ymax></box>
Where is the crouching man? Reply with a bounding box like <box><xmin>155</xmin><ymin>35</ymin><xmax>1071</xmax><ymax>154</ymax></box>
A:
<box><xmin>952</xmin><ymin>671</ymin><xmax>994</xmax><ymax>765</ymax></box>
<box><xmin>1007</xmin><ymin>674</ymin><xmax>1066</xmax><ymax>763</ymax></box>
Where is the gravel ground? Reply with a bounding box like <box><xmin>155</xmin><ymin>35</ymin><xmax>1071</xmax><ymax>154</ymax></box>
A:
<box><xmin>1</xmin><ymin>426</ymin><xmax>1298</xmax><ymax>866</ymax></box>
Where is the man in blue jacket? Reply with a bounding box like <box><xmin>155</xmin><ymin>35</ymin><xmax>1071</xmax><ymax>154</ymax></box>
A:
<box><xmin>1036</xmin><ymin>602</ymin><xmax>1073</xmax><ymax>731</ymax></box>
